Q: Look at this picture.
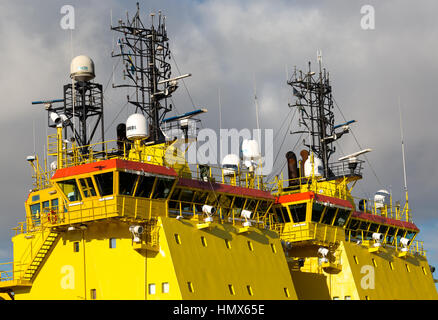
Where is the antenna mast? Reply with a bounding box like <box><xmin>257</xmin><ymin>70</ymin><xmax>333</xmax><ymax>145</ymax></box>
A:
<box><xmin>111</xmin><ymin>2</ymin><xmax>175</xmax><ymax>144</ymax></box>
<box><xmin>287</xmin><ymin>56</ymin><xmax>335</xmax><ymax>178</ymax></box>
<box><xmin>398</xmin><ymin>97</ymin><xmax>410</xmax><ymax>220</ymax></box>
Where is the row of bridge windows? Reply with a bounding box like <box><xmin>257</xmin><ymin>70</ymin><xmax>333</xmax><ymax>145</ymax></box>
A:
<box><xmin>56</xmin><ymin>171</ymin><xmax>174</xmax><ymax>202</ymax></box>
<box><xmin>54</xmin><ymin>172</ymin><xmax>273</xmax><ymax>220</ymax></box>
<box><xmin>346</xmin><ymin>218</ymin><xmax>416</xmax><ymax>244</ymax></box>
<box><xmin>273</xmin><ymin>203</ymin><xmax>351</xmax><ymax>227</ymax></box>
<box><xmin>168</xmin><ymin>187</ymin><xmax>273</xmax><ymax>218</ymax></box>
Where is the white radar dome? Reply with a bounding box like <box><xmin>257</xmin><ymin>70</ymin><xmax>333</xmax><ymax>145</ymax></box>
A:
<box><xmin>304</xmin><ymin>156</ymin><xmax>323</xmax><ymax>177</ymax></box>
<box><xmin>242</xmin><ymin>139</ymin><xmax>261</xmax><ymax>159</ymax></box>
<box><xmin>222</xmin><ymin>154</ymin><xmax>240</xmax><ymax>176</ymax></box>
<box><xmin>126</xmin><ymin>113</ymin><xmax>147</xmax><ymax>140</ymax></box>
<box><xmin>70</xmin><ymin>55</ymin><xmax>95</xmax><ymax>81</ymax></box>
<box><xmin>374</xmin><ymin>189</ymin><xmax>390</xmax><ymax>209</ymax></box>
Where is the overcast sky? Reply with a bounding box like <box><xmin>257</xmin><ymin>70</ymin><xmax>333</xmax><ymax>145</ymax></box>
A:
<box><xmin>0</xmin><ymin>0</ymin><xmax>437</xmax><ymax>278</ymax></box>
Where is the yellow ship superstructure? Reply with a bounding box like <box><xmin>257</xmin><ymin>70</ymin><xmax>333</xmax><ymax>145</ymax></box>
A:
<box><xmin>0</xmin><ymin>4</ymin><xmax>437</xmax><ymax>301</ymax></box>
<box><xmin>269</xmin><ymin>152</ymin><xmax>437</xmax><ymax>300</ymax></box>
<box><xmin>0</xmin><ymin>130</ymin><xmax>297</xmax><ymax>299</ymax></box>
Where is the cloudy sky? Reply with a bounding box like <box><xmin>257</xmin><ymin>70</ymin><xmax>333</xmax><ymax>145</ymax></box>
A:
<box><xmin>0</xmin><ymin>0</ymin><xmax>437</xmax><ymax>282</ymax></box>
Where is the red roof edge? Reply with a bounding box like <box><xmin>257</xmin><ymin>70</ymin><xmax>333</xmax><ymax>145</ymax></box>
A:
<box><xmin>351</xmin><ymin>211</ymin><xmax>419</xmax><ymax>232</ymax></box>
<box><xmin>177</xmin><ymin>178</ymin><xmax>274</xmax><ymax>200</ymax></box>
<box><xmin>51</xmin><ymin>158</ymin><xmax>177</xmax><ymax>180</ymax></box>
<box><xmin>276</xmin><ymin>192</ymin><xmax>352</xmax><ymax>209</ymax></box>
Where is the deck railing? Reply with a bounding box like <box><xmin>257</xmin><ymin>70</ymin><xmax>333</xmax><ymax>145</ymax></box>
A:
<box><xmin>345</xmin><ymin>229</ymin><xmax>425</xmax><ymax>256</ymax></box>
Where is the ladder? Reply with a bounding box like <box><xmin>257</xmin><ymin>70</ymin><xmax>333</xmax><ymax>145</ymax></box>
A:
<box><xmin>23</xmin><ymin>232</ymin><xmax>59</xmax><ymax>281</ymax></box>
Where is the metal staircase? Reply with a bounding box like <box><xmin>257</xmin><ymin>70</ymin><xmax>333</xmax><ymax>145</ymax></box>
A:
<box><xmin>23</xmin><ymin>232</ymin><xmax>59</xmax><ymax>281</ymax></box>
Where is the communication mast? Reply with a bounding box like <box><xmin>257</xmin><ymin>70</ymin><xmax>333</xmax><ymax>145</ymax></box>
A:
<box><xmin>288</xmin><ymin>55</ymin><xmax>353</xmax><ymax>179</ymax></box>
<box><xmin>111</xmin><ymin>2</ymin><xmax>177</xmax><ymax>144</ymax></box>
<box><xmin>47</xmin><ymin>55</ymin><xmax>104</xmax><ymax>151</ymax></box>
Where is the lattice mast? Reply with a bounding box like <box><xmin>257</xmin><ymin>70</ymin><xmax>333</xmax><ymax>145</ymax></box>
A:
<box><xmin>111</xmin><ymin>3</ymin><xmax>176</xmax><ymax>144</ymax></box>
<box><xmin>287</xmin><ymin>56</ymin><xmax>337</xmax><ymax>178</ymax></box>
<box><xmin>61</xmin><ymin>82</ymin><xmax>104</xmax><ymax>148</ymax></box>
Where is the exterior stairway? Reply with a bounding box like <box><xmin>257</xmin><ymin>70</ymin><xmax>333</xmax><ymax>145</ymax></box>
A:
<box><xmin>22</xmin><ymin>232</ymin><xmax>59</xmax><ymax>281</ymax></box>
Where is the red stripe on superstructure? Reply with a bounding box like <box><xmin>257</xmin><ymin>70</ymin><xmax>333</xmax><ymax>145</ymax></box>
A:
<box><xmin>276</xmin><ymin>191</ymin><xmax>314</xmax><ymax>204</ymax></box>
<box><xmin>314</xmin><ymin>194</ymin><xmax>353</xmax><ymax>209</ymax></box>
<box><xmin>276</xmin><ymin>192</ymin><xmax>353</xmax><ymax>209</ymax></box>
<box><xmin>177</xmin><ymin>178</ymin><xmax>274</xmax><ymax>200</ymax></box>
<box><xmin>51</xmin><ymin>159</ymin><xmax>177</xmax><ymax>180</ymax></box>
<box><xmin>114</xmin><ymin>159</ymin><xmax>177</xmax><ymax>177</ymax></box>
<box><xmin>351</xmin><ymin>211</ymin><xmax>419</xmax><ymax>231</ymax></box>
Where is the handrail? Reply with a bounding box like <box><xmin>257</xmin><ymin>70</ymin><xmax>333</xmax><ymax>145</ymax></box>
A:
<box><xmin>351</xmin><ymin>195</ymin><xmax>412</xmax><ymax>223</ymax></box>
<box><xmin>168</xmin><ymin>199</ymin><xmax>267</xmax><ymax>227</ymax></box>
<box><xmin>194</xmin><ymin>164</ymin><xmax>266</xmax><ymax>191</ymax></box>
<box><xmin>345</xmin><ymin>229</ymin><xmax>426</xmax><ymax>257</ymax></box>
<box><xmin>273</xmin><ymin>221</ymin><xmax>342</xmax><ymax>245</ymax></box>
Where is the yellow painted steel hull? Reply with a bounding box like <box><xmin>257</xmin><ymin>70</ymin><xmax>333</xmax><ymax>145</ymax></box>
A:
<box><xmin>9</xmin><ymin>217</ymin><xmax>296</xmax><ymax>300</ymax></box>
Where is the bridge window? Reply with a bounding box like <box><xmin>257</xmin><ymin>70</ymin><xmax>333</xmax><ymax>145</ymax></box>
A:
<box><xmin>233</xmin><ymin>197</ymin><xmax>245</xmax><ymax>215</ymax></box>
<box><xmin>279</xmin><ymin>206</ymin><xmax>291</xmax><ymax>223</ymax></box>
<box><xmin>134</xmin><ymin>176</ymin><xmax>155</xmax><ymax>198</ymax></box>
<box><xmin>312</xmin><ymin>203</ymin><xmax>325</xmax><ymax>223</ymax></box>
<box><xmin>257</xmin><ymin>201</ymin><xmax>270</xmax><ymax>215</ymax></box>
<box><xmin>245</xmin><ymin>199</ymin><xmax>257</xmax><ymax>212</ymax></box>
<box><xmin>170</xmin><ymin>188</ymin><xmax>182</xmax><ymax>200</ymax></box>
<box><xmin>94</xmin><ymin>172</ymin><xmax>113</xmax><ymax>196</ymax></box>
<box><xmin>193</xmin><ymin>191</ymin><xmax>208</xmax><ymax>205</ymax></box>
<box><xmin>359</xmin><ymin>221</ymin><xmax>370</xmax><ymax>231</ymax></box>
<box><xmin>378</xmin><ymin>225</ymin><xmax>388</xmax><ymax>234</ymax></box>
<box><xmin>152</xmin><ymin>178</ymin><xmax>174</xmax><ymax>199</ymax></box>
<box><xmin>179</xmin><ymin>190</ymin><xmax>194</xmax><ymax>212</ymax></box>
<box><xmin>369</xmin><ymin>223</ymin><xmax>379</xmax><ymax>233</ymax></box>
<box><xmin>347</xmin><ymin>219</ymin><xmax>360</xmax><ymax>230</ymax></box>
<box><xmin>274</xmin><ymin>207</ymin><xmax>284</xmax><ymax>223</ymax></box>
<box><xmin>395</xmin><ymin>229</ymin><xmax>406</xmax><ymax>244</ymax></box>
<box><xmin>405</xmin><ymin>231</ymin><xmax>416</xmax><ymax>240</ymax></box>
<box><xmin>321</xmin><ymin>207</ymin><xmax>337</xmax><ymax>225</ymax></box>
<box><xmin>58</xmin><ymin>179</ymin><xmax>82</xmax><ymax>202</ymax></box>
<box><xmin>179</xmin><ymin>189</ymin><xmax>194</xmax><ymax>202</ymax></box>
<box><xmin>289</xmin><ymin>203</ymin><xmax>307</xmax><ymax>223</ymax></box>
<box><xmin>193</xmin><ymin>191</ymin><xmax>208</xmax><ymax>214</ymax></box>
<box><xmin>386</xmin><ymin>227</ymin><xmax>396</xmax><ymax>244</ymax></box>
<box><xmin>218</xmin><ymin>194</ymin><xmax>232</xmax><ymax>216</ymax></box>
<box><xmin>51</xmin><ymin>198</ymin><xmax>59</xmax><ymax>210</ymax></box>
<box><xmin>30</xmin><ymin>203</ymin><xmax>41</xmax><ymax>225</ymax></box>
<box><xmin>119</xmin><ymin>172</ymin><xmax>137</xmax><ymax>196</ymax></box>
<box><xmin>334</xmin><ymin>209</ymin><xmax>350</xmax><ymax>227</ymax></box>
<box><xmin>42</xmin><ymin>201</ymin><xmax>50</xmax><ymax>215</ymax></box>
<box><xmin>79</xmin><ymin>177</ymin><xmax>97</xmax><ymax>198</ymax></box>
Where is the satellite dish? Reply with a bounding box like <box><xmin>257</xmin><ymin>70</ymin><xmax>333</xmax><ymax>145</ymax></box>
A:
<box><xmin>242</xmin><ymin>140</ymin><xmax>261</xmax><ymax>159</ymax></box>
<box><xmin>222</xmin><ymin>154</ymin><xmax>240</xmax><ymax>176</ymax></box>
<box><xmin>126</xmin><ymin>113</ymin><xmax>147</xmax><ymax>140</ymax></box>
<box><xmin>70</xmin><ymin>55</ymin><xmax>95</xmax><ymax>82</ymax></box>
<box><xmin>304</xmin><ymin>156</ymin><xmax>323</xmax><ymax>177</ymax></box>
